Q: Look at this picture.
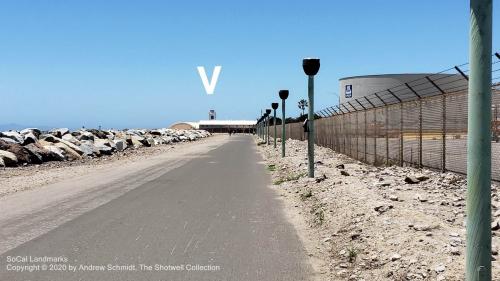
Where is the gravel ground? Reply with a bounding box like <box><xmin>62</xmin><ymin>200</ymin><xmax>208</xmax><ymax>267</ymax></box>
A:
<box><xmin>0</xmin><ymin>135</ymin><xmax>218</xmax><ymax>197</ymax></box>
<box><xmin>257</xmin><ymin>137</ymin><xmax>500</xmax><ymax>281</ymax></box>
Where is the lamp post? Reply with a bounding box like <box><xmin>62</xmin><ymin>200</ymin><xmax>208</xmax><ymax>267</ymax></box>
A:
<box><xmin>303</xmin><ymin>58</ymin><xmax>320</xmax><ymax>178</ymax></box>
<box><xmin>261</xmin><ymin>111</ymin><xmax>265</xmax><ymax>139</ymax></box>
<box><xmin>279</xmin><ymin>90</ymin><xmax>289</xmax><ymax>158</ymax></box>
<box><xmin>265</xmin><ymin>109</ymin><xmax>272</xmax><ymax>145</ymax></box>
<box><xmin>271</xmin><ymin>103</ymin><xmax>279</xmax><ymax>148</ymax></box>
<box><xmin>259</xmin><ymin>116</ymin><xmax>262</xmax><ymax>139</ymax></box>
<box><xmin>466</xmin><ymin>0</ymin><xmax>492</xmax><ymax>279</ymax></box>
<box><xmin>260</xmin><ymin>113</ymin><xmax>266</xmax><ymax>139</ymax></box>
<box><xmin>258</xmin><ymin>118</ymin><xmax>261</xmax><ymax>138</ymax></box>
<box><xmin>279</xmin><ymin>90</ymin><xmax>289</xmax><ymax>157</ymax></box>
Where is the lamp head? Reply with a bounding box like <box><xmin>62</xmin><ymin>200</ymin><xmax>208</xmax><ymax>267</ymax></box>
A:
<box><xmin>271</xmin><ymin>103</ymin><xmax>279</xmax><ymax>110</ymax></box>
<box><xmin>265</xmin><ymin>109</ymin><xmax>272</xmax><ymax>115</ymax></box>
<box><xmin>302</xmin><ymin>58</ymin><xmax>320</xmax><ymax>76</ymax></box>
<box><xmin>279</xmin><ymin>90</ymin><xmax>289</xmax><ymax>100</ymax></box>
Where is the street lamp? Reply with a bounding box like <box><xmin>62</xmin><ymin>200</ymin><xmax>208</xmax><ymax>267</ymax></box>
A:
<box><xmin>279</xmin><ymin>90</ymin><xmax>289</xmax><ymax>157</ymax></box>
<box><xmin>303</xmin><ymin>58</ymin><xmax>320</xmax><ymax>178</ymax></box>
<box><xmin>257</xmin><ymin>115</ymin><xmax>262</xmax><ymax>138</ymax></box>
<box><xmin>271</xmin><ymin>103</ymin><xmax>279</xmax><ymax>148</ymax></box>
<box><xmin>265</xmin><ymin>109</ymin><xmax>272</xmax><ymax>145</ymax></box>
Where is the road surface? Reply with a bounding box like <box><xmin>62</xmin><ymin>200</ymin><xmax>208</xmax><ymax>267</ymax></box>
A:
<box><xmin>0</xmin><ymin>135</ymin><xmax>313</xmax><ymax>281</ymax></box>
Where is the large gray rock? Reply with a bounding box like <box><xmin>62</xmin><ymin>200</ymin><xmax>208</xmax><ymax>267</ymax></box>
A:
<box><xmin>77</xmin><ymin>131</ymin><xmax>95</xmax><ymax>141</ymax></box>
<box><xmin>162</xmin><ymin>136</ymin><xmax>173</xmax><ymax>144</ymax></box>
<box><xmin>146</xmin><ymin>138</ymin><xmax>155</xmax><ymax>146</ymax></box>
<box><xmin>81</xmin><ymin>140</ymin><xmax>101</xmax><ymax>157</ymax></box>
<box><xmin>96</xmin><ymin>146</ymin><xmax>113</xmax><ymax>155</ymax></box>
<box><xmin>0</xmin><ymin>139</ymin><xmax>42</xmax><ymax>164</ymax></box>
<box><xmin>152</xmin><ymin>138</ymin><xmax>163</xmax><ymax>145</ymax></box>
<box><xmin>0</xmin><ymin>137</ymin><xmax>17</xmax><ymax>144</ymax></box>
<box><xmin>128</xmin><ymin>137</ymin><xmax>143</xmax><ymax>148</ymax></box>
<box><xmin>78</xmin><ymin>143</ymin><xmax>95</xmax><ymax>157</ymax></box>
<box><xmin>54</xmin><ymin>142</ymin><xmax>82</xmax><ymax>160</ymax></box>
<box><xmin>0</xmin><ymin>150</ymin><xmax>18</xmax><ymax>166</ymax></box>
<box><xmin>114</xmin><ymin>139</ymin><xmax>127</xmax><ymax>151</ymax></box>
<box><xmin>20</xmin><ymin>128</ymin><xmax>41</xmax><ymax>139</ymax></box>
<box><xmin>62</xmin><ymin>134</ymin><xmax>81</xmax><ymax>146</ymax></box>
<box><xmin>40</xmin><ymin>134</ymin><xmax>58</xmax><ymax>143</ymax></box>
<box><xmin>43</xmin><ymin>145</ymin><xmax>66</xmax><ymax>161</ymax></box>
<box><xmin>88</xmin><ymin>129</ymin><xmax>108</xmax><ymax>139</ymax></box>
<box><xmin>0</xmin><ymin>131</ymin><xmax>24</xmax><ymax>144</ymax></box>
<box><xmin>127</xmin><ymin>129</ymin><xmax>146</xmax><ymax>136</ymax></box>
<box><xmin>95</xmin><ymin>138</ymin><xmax>116</xmax><ymax>150</ymax></box>
<box><xmin>50</xmin><ymin>128</ymin><xmax>70</xmax><ymax>138</ymax></box>
<box><xmin>129</xmin><ymin>135</ymin><xmax>148</xmax><ymax>148</ymax></box>
<box><xmin>25</xmin><ymin>143</ymin><xmax>64</xmax><ymax>162</ymax></box>
<box><xmin>106</xmin><ymin>132</ymin><xmax>115</xmax><ymax>141</ymax></box>
<box><xmin>22</xmin><ymin>132</ymin><xmax>38</xmax><ymax>145</ymax></box>
<box><xmin>58</xmin><ymin>139</ymin><xmax>84</xmax><ymax>155</ymax></box>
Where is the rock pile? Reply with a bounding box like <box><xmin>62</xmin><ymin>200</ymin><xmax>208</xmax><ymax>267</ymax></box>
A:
<box><xmin>0</xmin><ymin>128</ymin><xmax>210</xmax><ymax>167</ymax></box>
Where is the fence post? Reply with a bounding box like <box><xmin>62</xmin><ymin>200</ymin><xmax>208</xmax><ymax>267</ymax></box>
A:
<box><xmin>400</xmin><ymin>103</ymin><xmax>404</xmax><ymax>166</ymax></box>
<box><xmin>349</xmin><ymin>113</ymin><xmax>353</xmax><ymax>157</ymax></box>
<box><xmin>343</xmin><ymin>114</ymin><xmax>345</xmax><ymax>153</ymax></box>
<box><xmin>386</xmin><ymin>107</ymin><xmax>389</xmax><ymax>165</ymax></box>
<box><xmin>419</xmin><ymin>100</ymin><xmax>423</xmax><ymax>168</ymax></box>
<box><xmin>364</xmin><ymin>112</ymin><xmax>367</xmax><ymax>162</ymax></box>
<box><xmin>336</xmin><ymin>116</ymin><xmax>340</xmax><ymax>151</ymax></box>
<box><xmin>374</xmin><ymin>109</ymin><xmax>377</xmax><ymax>165</ymax></box>
<box><xmin>442</xmin><ymin>95</ymin><xmax>446</xmax><ymax>172</ymax></box>
<box><xmin>333</xmin><ymin>116</ymin><xmax>337</xmax><ymax>151</ymax></box>
<box><xmin>356</xmin><ymin>111</ymin><xmax>359</xmax><ymax>160</ymax></box>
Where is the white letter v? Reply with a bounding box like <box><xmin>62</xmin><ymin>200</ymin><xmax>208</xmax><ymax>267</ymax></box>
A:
<box><xmin>197</xmin><ymin>66</ymin><xmax>221</xmax><ymax>95</ymax></box>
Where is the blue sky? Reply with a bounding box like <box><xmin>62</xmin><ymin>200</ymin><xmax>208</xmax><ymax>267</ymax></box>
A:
<box><xmin>0</xmin><ymin>0</ymin><xmax>498</xmax><ymax>129</ymax></box>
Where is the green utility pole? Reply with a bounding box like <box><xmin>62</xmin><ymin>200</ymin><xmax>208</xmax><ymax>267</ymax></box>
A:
<box><xmin>261</xmin><ymin>119</ymin><xmax>263</xmax><ymax>139</ymax></box>
<box><xmin>265</xmin><ymin>109</ymin><xmax>271</xmax><ymax>145</ymax></box>
<box><xmin>281</xmin><ymin>101</ymin><xmax>285</xmax><ymax>153</ymax></box>
<box><xmin>466</xmin><ymin>0</ymin><xmax>492</xmax><ymax>280</ymax></box>
<box><xmin>307</xmin><ymin>75</ymin><xmax>315</xmax><ymax>177</ymax></box>
<box><xmin>303</xmin><ymin>58</ymin><xmax>320</xmax><ymax>178</ymax></box>
<box><xmin>273</xmin><ymin>110</ymin><xmax>277</xmax><ymax>148</ymax></box>
<box><xmin>279</xmin><ymin>90</ymin><xmax>289</xmax><ymax>158</ymax></box>
<box><xmin>266</xmin><ymin>116</ymin><xmax>270</xmax><ymax>145</ymax></box>
<box><xmin>272</xmin><ymin>103</ymin><xmax>279</xmax><ymax>148</ymax></box>
<box><xmin>260</xmin><ymin>117</ymin><xmax>264</xmax><ymax>139</ymax></box>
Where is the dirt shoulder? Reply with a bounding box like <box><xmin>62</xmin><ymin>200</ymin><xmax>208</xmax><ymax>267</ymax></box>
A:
<box><xmin>257</xmin><ymin>138</ymin><xmax>500</xmax><ymax>281</ymax></box>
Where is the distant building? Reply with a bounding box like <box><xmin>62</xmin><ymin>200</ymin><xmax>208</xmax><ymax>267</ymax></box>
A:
<box><xmin>339</xmin><ymin>73</ymin><xmax>465</xmax><ymax>106</ymax></box>
<box><xmin>169</xmin><ymin>122</ymin><xmax>199</xmax><ymax>130</ymax></box>
<box><xmin>209</xmin><ymin>110</ymin><xmax>216</xmax><ymax>120</ymax></box>
<box><xmin>170</xmin><ymin>120</ymin><xmax>256</xmax><ymax>133</ymax></box>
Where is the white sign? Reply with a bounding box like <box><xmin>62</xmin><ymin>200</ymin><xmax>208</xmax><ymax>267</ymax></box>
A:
<box><xmin>345</xmin><ymin>85</ymin><xmax>352</xmax><ymax>98</ymax></box>
<box><xmin>197</xmin><ymin>66</ymin><xmax>222</xmax><ymax>95</ymax></box>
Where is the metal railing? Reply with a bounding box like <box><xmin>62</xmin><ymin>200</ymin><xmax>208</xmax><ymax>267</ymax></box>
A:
<box><xmin>270</xmin><ymin>53</ymin><xmax>500</xmax><ymax>181</ymax></box>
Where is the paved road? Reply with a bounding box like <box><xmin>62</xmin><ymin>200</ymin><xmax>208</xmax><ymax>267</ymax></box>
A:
<box><xmin>0</xmin><ymin>135</ymin><xmax>313</xmax><ymax>281</ymax></box>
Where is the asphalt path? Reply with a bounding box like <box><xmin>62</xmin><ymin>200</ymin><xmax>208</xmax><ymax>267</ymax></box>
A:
<box><xmin>0</xmin><ymin>135</ymin><xmax>313</xmax><ymax>281</ymax></box>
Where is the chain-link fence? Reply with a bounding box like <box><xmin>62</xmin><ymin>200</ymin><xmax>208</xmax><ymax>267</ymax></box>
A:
<box><xmin>270</xmin><ymin>53</ymin><xmax>500</xmax><ymax>181</ymax></box>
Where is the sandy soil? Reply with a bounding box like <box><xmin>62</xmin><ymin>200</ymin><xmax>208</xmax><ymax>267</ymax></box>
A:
<box><xmin>258</xmin><ymin>138</ymin><xmax>500</xmax><ymax>281</ymax></box>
